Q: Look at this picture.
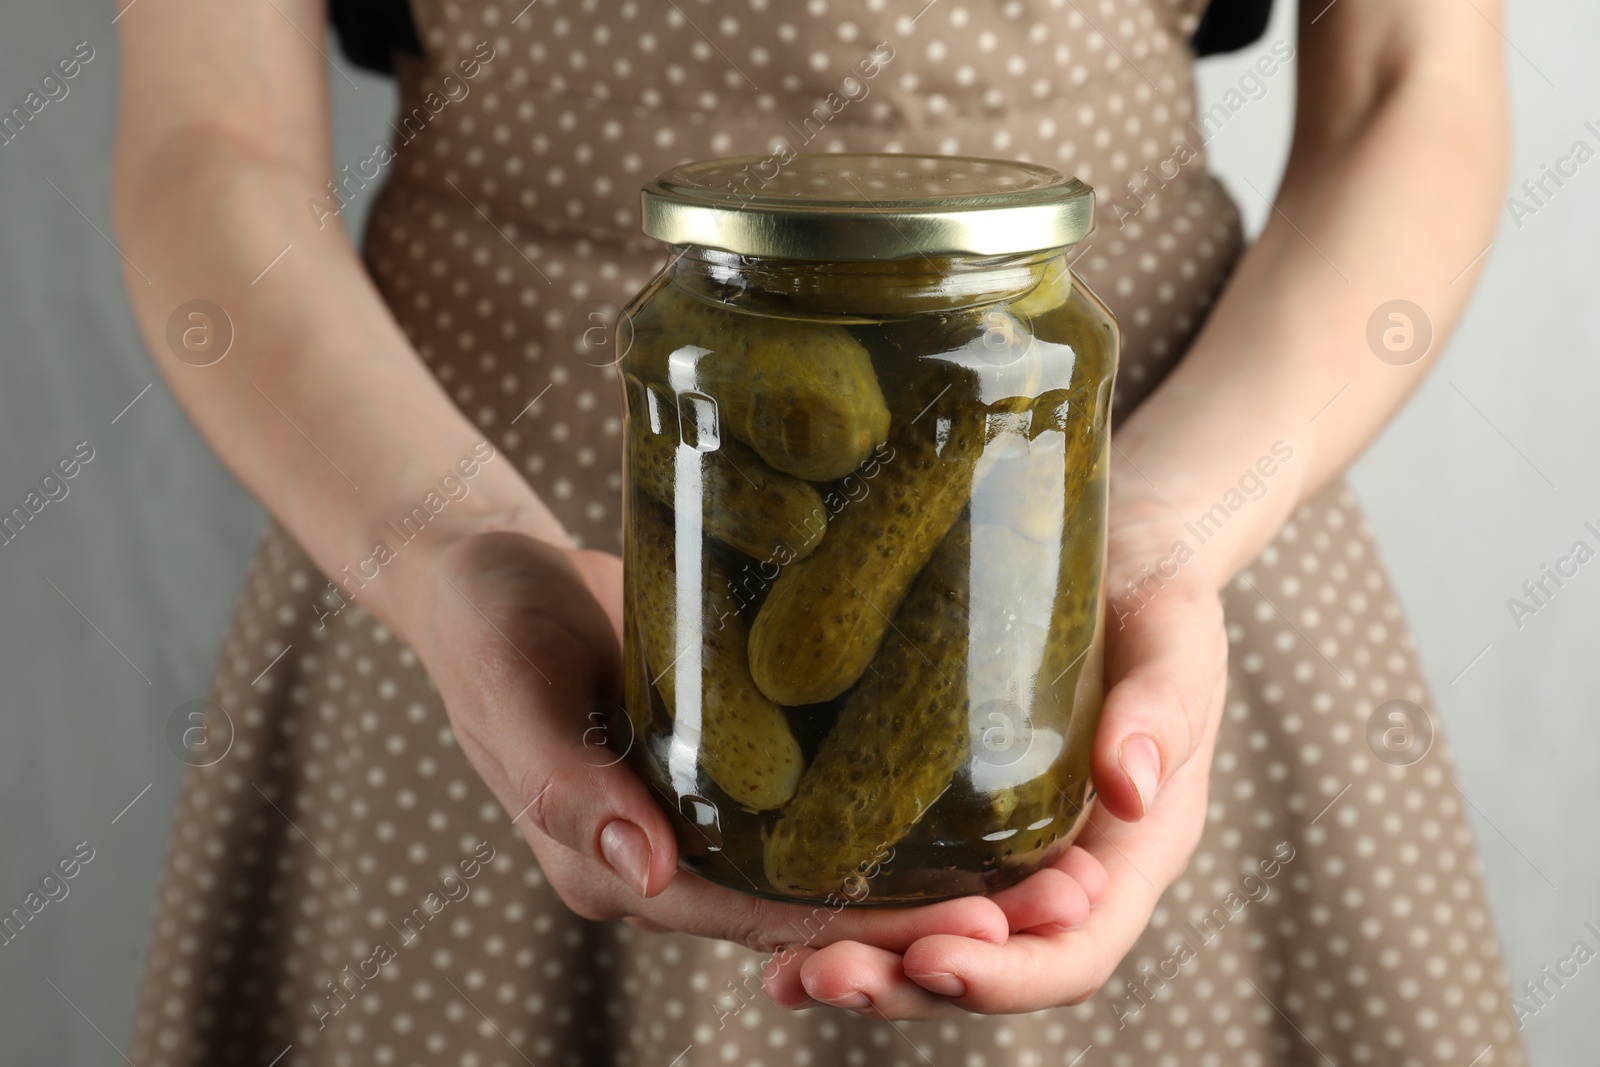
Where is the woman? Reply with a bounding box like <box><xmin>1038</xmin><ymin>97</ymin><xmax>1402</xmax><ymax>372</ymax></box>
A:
<box><xmin>114</xmin><ymin>0</ymin><xmax>1524</xmax><ymax>1063</ymax></box>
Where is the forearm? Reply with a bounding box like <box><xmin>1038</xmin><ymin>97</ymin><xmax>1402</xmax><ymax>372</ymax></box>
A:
<box><xmin>113</xmin><ymin>128</ymin><xmax>565</xmax><ymax>641</ymax></box>
<box><xmin>1113</xmin><ymin>0</ymin><xmax>1507</xmax><ymax>589</ymax></box>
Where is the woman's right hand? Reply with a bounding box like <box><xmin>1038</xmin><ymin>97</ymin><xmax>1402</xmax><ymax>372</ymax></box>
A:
<box><xmin>411</xmin><ymin>529</ymin><xmax>1096</xmax><ymax>956</ymax></box>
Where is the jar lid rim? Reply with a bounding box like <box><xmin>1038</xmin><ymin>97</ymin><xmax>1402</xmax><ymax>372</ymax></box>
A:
<box><xmin>641</xmin><ymin>153</ymin><xmax>1095</xmax><ymax>261</ymax></box>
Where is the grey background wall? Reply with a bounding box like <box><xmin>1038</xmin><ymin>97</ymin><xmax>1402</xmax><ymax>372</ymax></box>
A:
<box><xmin>0</xmin><ymin>1</ymin><xmax>1594</xmax><ymax>1063</ymax></box>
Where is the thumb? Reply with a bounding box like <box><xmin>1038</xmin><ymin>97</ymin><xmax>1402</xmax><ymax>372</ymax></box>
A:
<box><xmin>429</xmin><ymin>534</ymin><xmax>679</xmax><ymax>904</ymax></box>
<box><xmin>1090</xmin><ymin>578</ymin><xmax>1227</xmax><ymax>822</ymax></box>
<box><xmin>494</xmin><ymin>653</ymin><xmax>678</xmax><ymax>903</ymax></box>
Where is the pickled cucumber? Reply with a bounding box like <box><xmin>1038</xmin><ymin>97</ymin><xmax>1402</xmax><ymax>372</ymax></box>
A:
<box><xmin>746</xmin><ymin>344</ymin><xmax>1102</xmax><ymax>707</ymax></box>
<box><xmin>629</xmin><ymin>498</ymin><xmax>803</xmax><ymax>811</ymax></box>
<box><xmin>629</xmin><ymin>388</ymin><xmax>828</xmax><ymax>562</ymax></box>
<box><xmin>764</xmin><ymin>524</ymin><xmax>974</xmax><ymax>895</ymax></box>
<box><xmin>631</xmin><ymin>284</ymin><xmax>891</xmax><ymax>481</ymax></box>
<box><xmin>745</xmin><ymin>379</ymin><xmax>1000</xmax><ymax>706</ymax></box>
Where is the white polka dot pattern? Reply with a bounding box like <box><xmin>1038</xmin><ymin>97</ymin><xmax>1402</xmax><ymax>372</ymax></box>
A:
<box><xmin>129</xmin><ymin>2</ymin><xmax>1528</xmax><ymax>1065</ymax></box>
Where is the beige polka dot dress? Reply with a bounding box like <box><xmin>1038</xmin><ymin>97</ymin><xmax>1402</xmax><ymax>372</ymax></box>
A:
<box><xmin>130</xmin><ymin>2</ymin><xmax>1530</xmax><ymax>1065</ymax></box>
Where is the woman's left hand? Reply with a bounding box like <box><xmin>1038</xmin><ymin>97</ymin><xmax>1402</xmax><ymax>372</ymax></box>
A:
<box><xmin>761</xmin><ymin>496</ymin><xmax>1230</xmax><ymax>1018</ymax></box>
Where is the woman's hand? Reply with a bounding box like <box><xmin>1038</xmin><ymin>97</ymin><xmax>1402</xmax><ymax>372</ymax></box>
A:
<box><xmin>764</xmin><ymin>0</ymin><xmax>1513</xmax><ymax>1017</ymax></box>
<box><xmin>410</xmin><ymin>529</ymin><xmax>1105</xmax><ymax>956</ymax></box>
<box><xmin>760</xmin><ymin>494</ymin><xmax>1228</xmax><ymax>1017</ymax></box>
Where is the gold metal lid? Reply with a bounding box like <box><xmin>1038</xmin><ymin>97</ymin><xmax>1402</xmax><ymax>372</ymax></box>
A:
<box><xmin>641</xmin><ymin>153</ymin><xmax>1094</xmax><ymax>261</ymax></box>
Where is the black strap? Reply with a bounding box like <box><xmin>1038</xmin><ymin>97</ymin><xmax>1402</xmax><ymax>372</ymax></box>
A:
<box><xmin>1192</xmin><ymin>0</ymin><xmax>1276</xmax><ymax>57</ymax></box>
<box><xmin>326</xmin><ymin>0</ymin><xmax>1270</xmax><ymax>75</ymax></box>
<box><xmin>328</xmin><ymin>0</ymin><xmax>422</xmax><ymax>76</ymax></box>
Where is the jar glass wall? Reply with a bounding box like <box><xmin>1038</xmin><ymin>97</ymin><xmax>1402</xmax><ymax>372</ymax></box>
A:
<box><xmin>616</xmin><ymin>156</ymin><xmax>1119</xmax><ymax>905</ymax></box>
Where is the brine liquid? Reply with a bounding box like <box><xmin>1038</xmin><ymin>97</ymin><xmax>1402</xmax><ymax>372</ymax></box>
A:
<box><xmin>619</xmin><ymin>261</ymin><xmax>1119</xmax><ymax>903</ymax></box>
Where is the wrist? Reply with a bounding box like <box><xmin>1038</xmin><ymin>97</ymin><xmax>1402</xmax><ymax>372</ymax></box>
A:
<box><xmin>1108</xmin><ymin>425</ymin><xmax>1312</xmax><ymax>594</ymax></box>
<box><xmin>400</xmin><ymin>530</ymin><xmax>621</xmax><ymax>720</ymax></box>
<box><xmin>314</xmin><ymin>448</ymin><xmax>573</xmax><ymax>655</ymax></box>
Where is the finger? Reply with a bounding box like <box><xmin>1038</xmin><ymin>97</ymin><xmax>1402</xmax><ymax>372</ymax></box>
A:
<box><xmin>819</xmin><ymin>893</ymin><xmax>1010</xmax><ymax>951</ymax></box>
<box><xmin>986</xmin><ymin>845</ymin><xmax>1108</xmax><ymax>932</ymax></box>
<box><xmin>901</xmin><ymin>777</ymin><xmax>1200</xmax><ymax>1014</ymax></box>
<box><xmin>1092</xmin><ymin>578</ymin><xmax>1227</xmax><ymax>821</ymax></box>
<box><xmin>761</xmin><ymin>945</ymin><xmax>819</xmax><ymax>1010</ymax></box>
<box><xmin>1054</xmin><ymin>844</ymin><xmax>1108</xmax><ymax>906</ymax></box>
<box><xmin>801</xmin><ymin>942</ymin><xmax>964</xmax><ymax>1020</ymax></box>
<box><xmin>903</xmin><ymin>930</ymin><xmax>1105</xmax><ymax>1014</ymax></box>
<box><xmin>439</xmin><ymin>534</ymin><xmax>680</xmax><ymax>904</ymax></box>
<box><xmin>490</xmin><ymin>656</ymin><xmax>679</xmax><ymax>902</ymax></box>
<box><xmin>635</xmin><ymin>872</ymin><xmax>1011</xmax><ymax>954</ymax></box>
<box><xmin>986</xmin><ymin>866</ymin><xmax>1090</xmax><ymax>935</ymax></box>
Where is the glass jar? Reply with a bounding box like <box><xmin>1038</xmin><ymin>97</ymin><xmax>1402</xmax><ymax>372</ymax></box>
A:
<box><xmin>617</xmin><ymin>154</ymin><xmax>1118</xmax><ymax>905</ymax></box>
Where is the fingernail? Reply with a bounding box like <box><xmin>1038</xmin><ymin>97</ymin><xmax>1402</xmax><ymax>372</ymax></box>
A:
<box><xmin>909</xmin><ymin>971</ymin><xmax>967</xmax><ymax>998</ymax></box>
<box><xmin>1118</xmin><ymin>734</ymin><xmax>1162</xmax><ymax>817</ymax></box>
<box><xmin>600</xmin><ymin>820</ymin><xmax>653</xmax><ymax>896</ymax></box>
<box><xmin>801</xmin><ymin>974</ymin><xmax>871</xmax><ymax>1011</ymax></box>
